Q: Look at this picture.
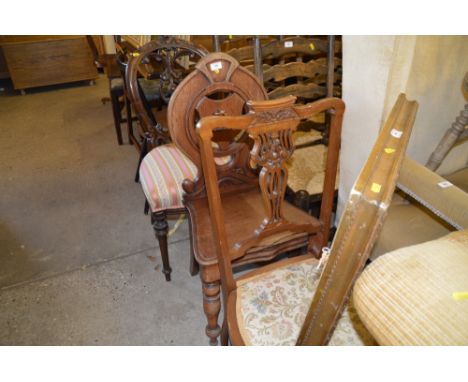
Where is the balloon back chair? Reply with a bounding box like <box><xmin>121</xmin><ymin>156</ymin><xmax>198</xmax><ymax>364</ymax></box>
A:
<box><xmin>135</xmin><ymin>52</ymin><xmax>267</xmax><ymax>282</ymax></box>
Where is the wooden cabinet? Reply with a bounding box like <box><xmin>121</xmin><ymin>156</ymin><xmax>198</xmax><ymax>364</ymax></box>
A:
<box><xmin>0</xmin><ymin>35</ymin><xmax>97</xmax><ymax>91</ymax></box>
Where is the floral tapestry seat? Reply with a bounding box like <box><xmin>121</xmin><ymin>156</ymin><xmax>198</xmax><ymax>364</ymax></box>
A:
<box><xmin>232</xmin><ymin>256</ymin><xmax>376</xmax><ymax>346</ymax></box>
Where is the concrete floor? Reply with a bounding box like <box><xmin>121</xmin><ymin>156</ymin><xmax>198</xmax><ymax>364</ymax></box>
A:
<box><xmin>0</xmin><ymin>76</ymin><xmax>207</xmax><ymax>345</ymax></box>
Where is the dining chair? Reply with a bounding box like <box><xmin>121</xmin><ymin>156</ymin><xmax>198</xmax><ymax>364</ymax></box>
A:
<box><xmin>352</xmin><ymin>158</ymin><xmax>468</xmax><ymax>345</ymax></box>
<box><xmin>172</xmin><ymin>84</ymin><xmax>343</xmax><ymax>344</ymax></box>
<box><xmin>259</xmin><ymin>36</ymin><xmax>343</xmax><ymax>218</ymax></box>
<box><xmin>137</xmin><ymin>52</ymin><xmax>267</xmax><ymax>282</ymax></box>
<box><xmin>353</xmin><ymin>78</ymin><xmax>468</xmax><ymax>345</ymax></box>
<box><xmin>126</xmin><ymin>36</ymin><xmax>209</xmax><ymax>153</ymax></box>
<box><xmin>371</xmin><ymin>71</ymin><xmax>468</xmax><ymax>257</ymax></box>
<box><xmin>196</xmin><ymin>93</ymin><xmax>418</xmax><ymax>345</ymax></box>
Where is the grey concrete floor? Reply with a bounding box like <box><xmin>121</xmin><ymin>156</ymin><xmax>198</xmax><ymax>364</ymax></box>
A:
<box><xmin>0</xmin><ymin>76</ymin><xmax>208</xmax><ymax>345</ymax></box>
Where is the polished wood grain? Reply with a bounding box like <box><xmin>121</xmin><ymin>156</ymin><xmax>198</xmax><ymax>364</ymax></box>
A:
<box><xmin>168</xmin><ymin>52</ymin><xmax>267</xmax><ymax>200</ymax></box>
<box><xmin>168</xmin><ymin>52</ymin><xmax>270</xmax><ymax>344</ymax></box>
<box><xmin>197</xmin><ymin>95</ymin><xmax>345</xmax><ymax>345</ymax></box>
<box><xmin>191</xmin><ymin>92</ymin><xmax>344</xmax><ymax>345</ymax></box>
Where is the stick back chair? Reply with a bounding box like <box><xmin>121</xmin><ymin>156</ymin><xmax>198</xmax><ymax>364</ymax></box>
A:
<box><xmin>197</xmin><ymin>94</ymin><xmax>417</xmax><ymax>345</ymax></box>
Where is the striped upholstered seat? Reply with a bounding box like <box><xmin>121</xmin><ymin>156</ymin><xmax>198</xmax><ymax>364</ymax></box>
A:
<box><xmin>139</xmin><ymin>144</ymin><xmax>197</xmax><ymax>212</ymax></box>
<box><xmin>140</xmin><ymin>144</ymin><xmax>235</xmax><ymax>212</ymax></box>
<box><xmin>353</xmin><ymin>229</ymin><xmax>468</xmax><ymax>345</ymax></box>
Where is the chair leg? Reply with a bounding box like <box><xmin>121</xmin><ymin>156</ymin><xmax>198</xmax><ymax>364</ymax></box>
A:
<box><xmin>135</xmin><ymin>137</ymin><xmax>149</xmax><ymax>183</ymax></box>
<box><xmin>293</xmin><ymin>190</ymin><xmax>311</xmax><ymax>213</ymax></box>
<box><xmin>125</xmin><ymin>95</ymin><xmax>133</xmax><ymax>145</ymax></box>
<box><xmin>220</xmin><ymin>318</ymin><xmax>229</xmax><ymax>346</ymax></box>
<box><xmin>152</xmin><ymin>211</ymin><xmax>171</xmax><ymax>281</ymax></box>
<box><xmin>201</xmin><ymin>267</ymin><xmax>222</xmax><ymax>346</ymax></box>
<box><xmin>110</xmin><ymin>89</ymin><xmax>123</xmax><ymax>145</ymax></box>
<box><xmin>188</xmin><ymin>220</ymin><xmax>199</xmax><ymax>276</ymax></box>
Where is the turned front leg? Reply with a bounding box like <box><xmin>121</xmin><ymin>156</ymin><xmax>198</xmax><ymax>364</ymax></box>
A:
<box><xmin>201</xmin><ymin>278</ymin><xmax>221</xmax><ymax>346</ymax></box>
<box><xmin>152</xmin><ymin>211</ymin><xmax>171</xmax><ymax>281</ymax></box>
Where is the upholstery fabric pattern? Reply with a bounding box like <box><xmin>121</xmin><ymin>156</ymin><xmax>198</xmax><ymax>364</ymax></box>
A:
<box><xmin>139</xmin><ymin>144</ymin><xmax>197</xmax><ymax>212</ymax></box>
<box><xmin>236</xmin><ymin>258</ymin><xmax>376</xmax><ymax>346</ymax></box>
<box><xmin>354</xmin><ymin>230</ymin><xmax>468</xmax><ymax>345</ymax></box>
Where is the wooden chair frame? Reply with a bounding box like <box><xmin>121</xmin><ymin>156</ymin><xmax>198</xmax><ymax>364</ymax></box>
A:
<box><xmin>192</xmin><ymin>94</ymin><xmax>344</xmax><ymax>344</ymax></box>
<box><xmin>197</xmin><ymin>94</ymin><xmax>417</xmax><ymax>345</ymax></box>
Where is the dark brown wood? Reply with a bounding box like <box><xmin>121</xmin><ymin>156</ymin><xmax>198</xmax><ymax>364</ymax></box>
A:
<box><xmin>1</xmin><ymin>36</ymin><xmax>97</xmax><ymax>90</ymax></box>
<box><xmin>110</xmin><ymin>84</ymin><xmax>124</xmax><ymax>145</ymax></box>
<box><xmin>0</xmin><ymin>47</ymin><xmax>9</xmax><ymax>79</ymax></box>
<box><xmin>152</xmin><ymin>211</ymin><xmax>171</xmax><ymax>281</ymax></box>
<box><xmin>126</xmin><ymin>36</ymin><xmax>209</xmax><ymax>152</ymax></box>
<box><xmin>192</xmin><ymin>94</ymin><xmax>344</xmax><ymax>345</ymax></box>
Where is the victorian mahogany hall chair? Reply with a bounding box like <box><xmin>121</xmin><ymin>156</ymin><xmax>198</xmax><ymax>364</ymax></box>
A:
<box><xmin>135</xmin><ymin>51</ymin><xmax>267</xmax><ymax>281</ymax></box>
<box><xmin>169</xmin><ymin>67</ymin><xmax>343</xmax><ymax>344</ymax></box>
<box><xmin>196</xmin><ymin>94</ymin><xmax>418</xmax><ymax>345</ymax></box>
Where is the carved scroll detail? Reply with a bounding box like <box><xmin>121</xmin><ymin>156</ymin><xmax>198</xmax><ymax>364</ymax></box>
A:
<box><xmin>250</xmin><ymin>129</ymin><xmax>295</xmax><ymax>228</ymax></box>
<box><xmin>253</xmin><ymin>108</ymin><xmax>297</xmax><ymax>124</ymax></box>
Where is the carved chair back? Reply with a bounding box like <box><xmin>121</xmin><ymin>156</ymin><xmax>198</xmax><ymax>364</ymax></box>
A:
<box><xmin>167</xmin><ymin>52</ymin><xmax>268</xmax><ymax>199</ymax></box>
<box><xmin>126</xmin><ymin>36</ymin><xmax>209</xmax><ymax>147</ymax></box>
<box><xmin>196</xmin><ymin>95</ymin><xmax>345</xmax><ymax>294</ymax></box>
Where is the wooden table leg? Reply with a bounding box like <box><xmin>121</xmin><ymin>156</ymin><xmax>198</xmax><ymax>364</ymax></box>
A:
<box><xmin>201</xmin><ymin>265</ymin><xmax>221</xmax><ymax>345</ymax></box>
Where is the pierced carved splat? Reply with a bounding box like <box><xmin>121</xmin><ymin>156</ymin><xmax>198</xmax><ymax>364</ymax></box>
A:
<box><xmin>249</xmin><ymin>107</ymin><xmax>298</xmax><ymax>230</ymax></box>
<box><xmin>126</xmin><ymin>36</ymin><xmax>208</xmax><ymax>146</ymax></box>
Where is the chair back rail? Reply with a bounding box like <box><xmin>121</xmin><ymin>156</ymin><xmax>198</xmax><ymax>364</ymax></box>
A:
<box><xmin>126</xmin><ymin>36</ymin><xmax>208</xmax><ymax>146</ymax></box>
